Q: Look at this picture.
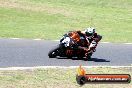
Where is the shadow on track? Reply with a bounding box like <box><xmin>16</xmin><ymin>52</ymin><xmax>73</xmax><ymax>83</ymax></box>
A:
<box><xmin>87</xmin><ymin>58</ymin><xmax>110</xmax><ymax>62</ymax></box>
<box><xmin>56</xmin><ymin>57</ymin><xmax>110</xmax><ymax>62</ymax></box>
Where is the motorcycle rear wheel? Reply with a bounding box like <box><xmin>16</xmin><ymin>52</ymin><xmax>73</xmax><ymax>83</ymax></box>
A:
<box><xmin>84</xmin><ymin>53</ymin><xmax>92</xmax><ymax>61</ymax></box>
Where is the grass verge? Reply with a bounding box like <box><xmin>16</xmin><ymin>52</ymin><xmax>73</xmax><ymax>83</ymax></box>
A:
<box><xmin>0</xmin><ymin>67</ymin><xmax>132</xmax><ymax>88</ymax></box>
<box><xmin>0</xmin><ymin>0</ymin><xmax>132</xmax><ymax>43</ymax></box>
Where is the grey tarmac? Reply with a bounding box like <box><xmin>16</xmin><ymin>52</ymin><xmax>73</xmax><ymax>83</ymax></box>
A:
<box><xmin>0</xmin><ymin>38</ymin><xmax>132</xmax><ymax>67</ymax></box>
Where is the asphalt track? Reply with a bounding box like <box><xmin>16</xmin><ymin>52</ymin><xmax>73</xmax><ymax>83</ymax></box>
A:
<box><xmin>0</xmin><ymin>38</ymin><xmax>132</xmax><ymax>67</ymax></box>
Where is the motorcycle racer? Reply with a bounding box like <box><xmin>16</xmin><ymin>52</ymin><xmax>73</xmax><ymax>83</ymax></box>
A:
<box><xmin>76</xmin><ymin>27</ymin><xmax>102</xmax><ymax>59</ymax></box>
<box><xmin>48</xmin><ymin>27</ymin><xmax>102</xmax><ymax>60</ymax></box>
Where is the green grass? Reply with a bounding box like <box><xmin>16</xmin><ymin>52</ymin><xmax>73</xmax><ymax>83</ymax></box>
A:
<box><xmin>0</xmin><ymin>0</ymin><xmax>132</xmax><ymax>42</ymax></box>
<box><xmin>0</xmin><ymin>67</ymin><xmax>132</xmax><ymax>88</ymax></box>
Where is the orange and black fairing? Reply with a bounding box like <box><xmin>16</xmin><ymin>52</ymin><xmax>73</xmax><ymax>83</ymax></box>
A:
<box><xmin>65</xmin><ymin>49</ymin><xmax>85</xmax><ymax>56</ymax></box>
<box><xmin>66</xmin><ymin>49</ymin><xmax>74</xmax><ymax>56</ymax></box>
<box><xmin>68</xmin><ymin>31</ymin><xmax>81</xmax><ymax>43</ymax></box>
<box><xmin>68</xmin><ymin>31</ymin><xmax>89</xmax><ymax>47</ymax></box>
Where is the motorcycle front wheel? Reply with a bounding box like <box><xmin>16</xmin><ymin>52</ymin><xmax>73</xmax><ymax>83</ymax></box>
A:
<box><xmin>48</xmin><ymin>45</ymin><xmax>60</xmax><ymax>58</ymax></box>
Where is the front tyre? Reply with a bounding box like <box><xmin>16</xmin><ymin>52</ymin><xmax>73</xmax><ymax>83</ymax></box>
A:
<box><xmin>48</xmin><ymin>45</ymin><xmax>60</xmax><ymax>58</ymax></box>
<box><xmin>48</xmin><ymin>51</ymin><xmax>57</xmax><ymax>58</ymax></box>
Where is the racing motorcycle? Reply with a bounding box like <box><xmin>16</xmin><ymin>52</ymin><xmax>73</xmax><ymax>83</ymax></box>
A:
<box><xmin>48</xmin><ymin>31</ymin><xmax>93</xmax><ymax>60</ymax></box>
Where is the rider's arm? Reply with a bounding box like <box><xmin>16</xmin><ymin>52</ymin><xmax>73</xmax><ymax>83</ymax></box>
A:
<box><xmin>92</xmin><ymin>33</ymin><xmax>102</xmax><ymax>43</ymax></box>
<box><xmin>87</xmin><ymin>33</ymin><xmax>102</xmax><ymax>52</ymax></box>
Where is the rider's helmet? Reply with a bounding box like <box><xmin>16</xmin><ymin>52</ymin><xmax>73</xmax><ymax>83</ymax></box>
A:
<box><xmin>85</xmin><ymin>27</ymin><xmax>95</xmax><ymax>37</ymax></box>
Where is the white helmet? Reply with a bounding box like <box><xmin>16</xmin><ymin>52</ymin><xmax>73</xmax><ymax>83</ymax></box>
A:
<box><xmin>85</xmin><ymin>27</ymin><xmax>95</xmax><ymax>36</ymax></box>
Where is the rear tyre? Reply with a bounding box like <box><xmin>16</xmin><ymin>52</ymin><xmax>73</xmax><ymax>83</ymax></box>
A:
<box><xmin>84</xmin><ymin>53</ymin><xmax>92</xmax><ymax>61</ymax></box>
<box><xmin>67</xmin><ymin>56</ymin><xmax>72</xmax><ymax>59</ymax></box>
